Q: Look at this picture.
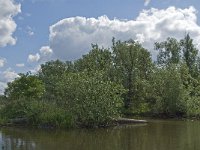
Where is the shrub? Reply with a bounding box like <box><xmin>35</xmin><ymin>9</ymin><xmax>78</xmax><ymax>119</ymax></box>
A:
<box><xmin>57</xmin><ymin>71</ymin><xmax>126</xmax><ymax>127</ymax></box>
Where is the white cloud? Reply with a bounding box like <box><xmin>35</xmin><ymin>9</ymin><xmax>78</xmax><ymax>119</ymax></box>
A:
<box><xmin>1</xmin><ymin>69</ymin><xmax>19</xmax><ymax>82</ymax></box>
<box><xmin>16</xmin><ymin>63</ymin><xmax>25</xmax><ymax>67</ymax></box>
<box><xmin>49</xmin><ymin>6</ymin><xmax>200</xmax><ymax>60</ymax></box>
<box><xmin>27</xmin><ymin>46</ymin><xmax>53</xmax><ymax>64</ymax></box>
<box><xmin>28</xmin><ymin>53</ymin><xmax>40</xmax><ymax>62</ymax></box>
<box><xmin>39</xmin><ymin>46</ymin><xmax>53</xmax><ymax>62</ymax></box>
<box><xmin>144</xmin><ymin>0</ymin><xmax>151</xmax><ymax>6</ymax></box>
<box><xmin>0</xmin><ymin>0</ymin><xmax>21</xmax><ymax>47</ymax></box>
<box><xmin>0</xmin><ymin>69</ymin><xmax>19</xmax><ymax>94</ymax></box>
<box><xmin>40</xmin><ymin>46</ymin><xmax>53</xmax><ymax>57</ymax></box>
<box><xmin>0</xmin><ymin>58</ymin><xmax>6</xmax><ymax>67</ymax></box>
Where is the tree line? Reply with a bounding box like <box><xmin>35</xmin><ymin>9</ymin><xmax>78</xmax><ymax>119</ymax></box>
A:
<box><xmin>1</xmin><ymin>34</ymin><xmax>200</xmax><ymax>128</ymax></box>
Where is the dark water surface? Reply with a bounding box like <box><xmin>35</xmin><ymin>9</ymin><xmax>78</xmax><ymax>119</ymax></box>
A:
<box><xmin>0</xmin><ymin>119</ymin><xmax>200</xmax><ymax>150</ymax></box>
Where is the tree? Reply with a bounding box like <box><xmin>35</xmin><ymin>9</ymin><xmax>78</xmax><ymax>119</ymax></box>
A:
<box><xmin>112</xmin><ymin>39</ymin><xmax>153</xmax><ymax>109</ymax></box>
<box><xmin>149</xmin><ymin>66</ymin><xmax>187</xmax><ymax>115</ymax></box>
<box><xmin>154</xmin><ymin>34</ymin><xmax>200</xmax><ymax>116</ymax></box>
<box><xmin>74</xmin><ymin>44</ymin><xmax>114</xmax><ymax>82</ymax></box>
<box><xmin>56</xmin><ymin>71</ymin><xmax>126</xmax><ymax>127</ymax></box>
<box><xmin>156</xmin><ymin>34</ymin><xmax>199</xmax><ymax>77</ymax></box>
<box><xmin>38</xmin><ymin>60</ymin><xmax>71</xmax><ymax>102</ymax></box>
<box><xmin>0</xmin><ymin>95</ymin><xmax>6</xmax><ymax>108</ymax></box>
<box><xmin>74</xmin><ymin>44</ymin><xmax>112</xmax><ymax>72</ymax></box>
<box><xmin>155</xmin><ymin>37</ymin><xmax>181</xmax><ymax>66</ymax></box>
<box><xmin>5</xmin><ymin>73</ymin><xmax>45</xmax><ymax>100</ymax></box>
<box><xmin>180</xmin><ymin>34</ymin><xmax>198</xmax><ymax>76</ymax></box>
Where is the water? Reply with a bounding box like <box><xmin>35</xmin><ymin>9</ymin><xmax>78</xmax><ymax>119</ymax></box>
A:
<box><xmin>0</xmin><ymin>119</ymin><xmax>200</xmax><ymax>150</ymax></box>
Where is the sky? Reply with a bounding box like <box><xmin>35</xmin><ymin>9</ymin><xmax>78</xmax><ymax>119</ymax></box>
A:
<box><xmin>1</xmin><ymin>0</ymin><xmax>200</xmax><ymax>93</ymax></box>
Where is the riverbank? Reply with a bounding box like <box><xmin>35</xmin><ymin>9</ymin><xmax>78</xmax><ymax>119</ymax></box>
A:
<box><xmin>0</xmin><ymin>117</ymin><xmax>148</xmax><ymax>129</ymax></box>
<box><xmin>2</xmin><ymin>113</ymin><xmax>200</xmax><ymax>129</ymax></box>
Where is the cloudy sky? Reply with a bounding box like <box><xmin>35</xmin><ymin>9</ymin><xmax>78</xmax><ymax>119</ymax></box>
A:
<box><xmin>1</xmin><ymin>0</ymin><xmax>200</xmax><ymax>93</ymax></box>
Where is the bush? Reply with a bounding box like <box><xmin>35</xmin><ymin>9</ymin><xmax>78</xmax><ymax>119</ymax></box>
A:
<box><xmin>0</xmin><ymin>98</ymin><xmax>29</xmax><ymax>120</ymax></box>
<box><xmin>149</xmin><ymin>66</ymin><xmax>188</xmax><ymax>116</ymax></box>
<box><xmin>0</xmin><ymin>71</ymin><xmax>125</xmax><ymax>128</ymax></box>
<box><xmin>186</xmin><ymin>97</ymin><xmax>200</xmax><ymax>118</ymax></box>
<box><xmin>30</xmin><ymin>102</ymin><xmax>74</xmax><ymax>128</ymax></box>
<box><xmin>0</xmin><ymin>98</ymin><xmax>74</xmax><ymax>128</ymax></box>
<box><xmin>56</xmin><ymin>71</ymin><xmax>126</xmax><ymax>127</ymax></box>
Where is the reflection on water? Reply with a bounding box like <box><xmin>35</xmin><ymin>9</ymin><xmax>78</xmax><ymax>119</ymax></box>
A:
<box><xmin>0</xmin><ymin>120</ymin><xmax>200</xmax><ymax>150</ymax></box>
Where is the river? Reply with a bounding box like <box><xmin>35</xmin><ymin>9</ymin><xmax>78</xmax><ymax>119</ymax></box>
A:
<box><xmin>0</xmin><ymin>119</ymin><xmax>200</xmax><ymax>150</ymax></box>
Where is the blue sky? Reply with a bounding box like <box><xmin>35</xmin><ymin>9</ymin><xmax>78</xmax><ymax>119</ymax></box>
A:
<box><xmin>1</xmin><ymin>0</ymin><xmax>200</xmax><ymax>93</ymax></box>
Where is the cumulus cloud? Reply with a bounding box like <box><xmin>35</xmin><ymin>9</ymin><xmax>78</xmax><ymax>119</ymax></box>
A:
<box><xmin>144</xmin><ymin>0</ymin><xmax>151</xmax><ymax>6</ymax></box>
<box><xmin>0</xmin><ymin>69</ymin><xmax>19</xmax><ymax>94</ymax></box>
<box><xmin>28</xmin><ymin>53</ymin><xmax>40</xmax><ymax>63</ymax></box>
<box><xmin>0</xmin><ymin>0</ymin><xmax>21</xmax><ymax>47</ymax></box>
<box><xmin>0</xmin><ymin>69</ymin><xmax>19</xmax><ymax>82</ymax></box>
<box><xmin>49</xmin><ymin>6</ymin><xmax>200</xmax><ymax>60</ymax></box>
<box><xmin>27</xmin><ymin>46</ymin><xmax>53</xmax><ymax>64</ymax></box>
<box><xmin>39</xmin><ymin>46</ymin><xmax>53</xmax><ymax>62</ymax></box>
<box><xmin>40</xmin><ymin>46</ymin><xmax>53</xmax><ymax>57</ymax></box>
<box><xmin>0</xmin><ymin>58</ymin><xmax>6</xmax><ymax>67</ymax></box>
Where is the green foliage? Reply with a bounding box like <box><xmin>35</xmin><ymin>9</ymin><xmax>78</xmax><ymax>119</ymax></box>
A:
<box><xmin>2</xmin><ymin>36</ymin><xmax>200</xmax><ymax>128</ymax></box>
<box><xmin>0</xmin><ymin>95</ymin><xmax>6</xmax><ymax>109</ymax></box>
<box><xmin>38</xmin><ymin>60</ymin><xmax>72</xmax><ymax>102</ymax></box>
<box><xmin>0</xmin><ymin>98</ymin><xmax>73</xmax><ymax>128</ymax></box>
<box><xmin>28</xmin><ymin>102</ymin><xmax>74</xmax><ymax>128</ymax></box>
<box><xmin>153</xmin><ymin>34</ymin><xmax>200</xmax><ymax>117</ymax></box>
<box><xmin>0</xmin><ymin>98</ymin><xmax>28</xmax><ymax>119</ymax></box>
<box><xmin>155</xmin><ymin>37</ymin><xmax>181</xmax><ymax>66</ymax></box>
<box><xmin>1</xmin><ymin>70</ymin><xmax>125</xmax><ymax>128</ymax></box>
<box><xmin>186</xmin><ymin>97</ymin><xmax>200</xmax><ymax>117</ymax></box>
<box><xmin>156</xmin><ymin>34</ymin><xmax>200</xmax><ymax>77</ymax></box>
<box><xmin>56</xmin><ymin>71</ymin><xmax>126</xmax><ymax>127</ymax></box>
<box><xmin>74</xmin><ymin>44</ymin><xmax>112</xmax><ymax>73</ymax></box>
<box><xmin>112</xmin><ymin>39</ymin><xmax>153</xmax><ymax>109</ymax></box>
<box><xmin>4</xmin><ymin>73</ymin><xmax>45</xmax><ymax>100</ymax></box>
<box><xmin>180</xmin><ymin>34</ymin><xmax>198</xmax><ymax>75</ymax></box>
<box><xmin>149</xmin><ymin>66</ymin><xmax>188</xmax><ymax>115</ymax></box>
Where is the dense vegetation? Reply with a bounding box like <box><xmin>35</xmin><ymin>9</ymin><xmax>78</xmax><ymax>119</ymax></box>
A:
<box><xmin>1</xmin><ymin>34</ymin><xmax>200</xmax><ymax>128</ymax></box>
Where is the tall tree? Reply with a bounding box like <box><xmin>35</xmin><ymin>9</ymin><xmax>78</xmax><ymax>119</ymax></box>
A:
<box><xmin>74</xmin><ymin>44</ymin><xmax>113</xmax><ymax>78</ymax></box>
<box><xmin>156</xmin><ymin>34</ymin><xmax>199</xmax><ymax>76</ymax></box>
<box><xmin>112</xmin><ymin>39</ymin><xmax>153</xmax><ymax>109</ymax></box>
<box><xmin>180</xmin><ymin>34</ymin><xmax>198</xmax><ymax>76</ymax></box>
<box><xmin>155</xmin><ymin>37</ymin><xmax>181</xmax><ymax>66</ymax></box>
